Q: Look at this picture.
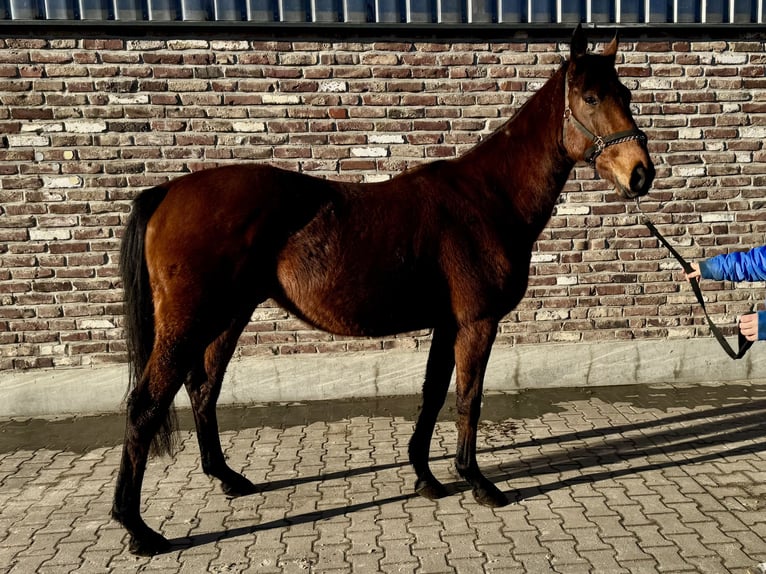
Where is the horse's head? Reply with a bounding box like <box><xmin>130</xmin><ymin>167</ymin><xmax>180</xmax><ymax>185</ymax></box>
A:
<box><xmin>563</xmin><ymin>25</ymin><xmax>655</xmax><ymax>199</ymax></box>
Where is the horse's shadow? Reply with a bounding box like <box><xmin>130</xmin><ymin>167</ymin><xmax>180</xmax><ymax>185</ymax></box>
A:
<box><xmin>165</xmin><ymin>397</ymin><xmax>766</xmax><ymax>552</ymax></box>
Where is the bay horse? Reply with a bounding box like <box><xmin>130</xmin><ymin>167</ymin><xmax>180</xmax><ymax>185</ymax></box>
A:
<box><xmin>113</xmin><ymin>25</ymin><xmax>654</xmax><ymax>555</ymax></box>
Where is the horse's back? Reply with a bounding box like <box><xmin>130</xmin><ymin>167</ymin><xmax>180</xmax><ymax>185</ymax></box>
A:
<box><xmin>142</xmin><ymin>162</ymin><xmax>525</xmax><ymax>338</ymax></box>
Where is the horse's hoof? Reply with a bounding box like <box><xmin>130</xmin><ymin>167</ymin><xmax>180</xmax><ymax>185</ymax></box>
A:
<box><xmin>415</xmin><ymin>478</ymin><xmax>449</xmax><ymax>500</ymax></box>
<box><xmin>128</xmin><ymin>531</ymin><xmax>172</xmax><ymax>556</ymax></box>
<box><xmin>221</xmin><ymin>474</ymin><xmax>258</xmax><ymax>498</ymax></box>
<box><xmin>473</xmin><ymin>482</ymin><xmax>509</xmax><ymax>508</ymax></box>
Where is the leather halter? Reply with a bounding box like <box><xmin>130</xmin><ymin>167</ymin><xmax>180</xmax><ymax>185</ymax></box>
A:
<box><xmin>563</xmin><ymin>72</ymin><xmax>647</xmax><ymax>166</ymax></box>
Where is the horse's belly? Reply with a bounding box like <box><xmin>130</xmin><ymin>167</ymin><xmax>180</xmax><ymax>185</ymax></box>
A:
<box><xmin>275</xmin><ymin>260</ymin><xmax>441</xmax><ymax>337</ymax></box>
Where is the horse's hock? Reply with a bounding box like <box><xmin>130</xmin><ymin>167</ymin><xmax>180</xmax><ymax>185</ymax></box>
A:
<box><xmin>1</xmin><ymin>31</ymin><xmax>765</xmax><ymax>418</ymax></box>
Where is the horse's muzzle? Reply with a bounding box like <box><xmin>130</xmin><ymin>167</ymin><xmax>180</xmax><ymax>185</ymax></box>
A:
<box><xmin>628</xmin><ymin>163</ymin><xmax>654</xmax><ymax>198</ymax></box>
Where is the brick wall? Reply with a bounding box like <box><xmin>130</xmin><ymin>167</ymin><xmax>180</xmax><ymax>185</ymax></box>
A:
<box><xmin>1</xmin><ymin>32</ymin><xmax>765</xmax><ymax>371</ymax></box>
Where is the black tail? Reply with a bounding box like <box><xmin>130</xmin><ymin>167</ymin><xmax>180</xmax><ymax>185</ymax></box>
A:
<box><xmin>120</xmin><ymin>186</ymin><xmax>177</xmax><ymax>456</ymax></box>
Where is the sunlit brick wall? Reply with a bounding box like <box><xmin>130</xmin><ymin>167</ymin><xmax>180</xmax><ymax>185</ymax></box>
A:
<box><xmin>1</xmin><ymin>33</ymin><xmax>764</xmax><ymax>370</ymax></box>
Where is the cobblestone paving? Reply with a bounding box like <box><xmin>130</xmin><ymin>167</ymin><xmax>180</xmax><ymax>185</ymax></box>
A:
<box><xmin>1</xmin><ymin>382</ymin><xmax>766</xmax><ymax>573</ymax></box>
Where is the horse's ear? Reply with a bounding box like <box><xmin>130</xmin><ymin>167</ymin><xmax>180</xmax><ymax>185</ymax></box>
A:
<box><xmin>603</xmin><ymin>31</ymin><xmax>619</xmax><ymax>58</ymax></box>
<box><xmin>571</xmin><ymin>23</ymin><xmax>588</xmax><ymax>60</ymax></box>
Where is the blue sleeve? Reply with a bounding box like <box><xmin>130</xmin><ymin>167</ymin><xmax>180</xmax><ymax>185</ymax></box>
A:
<box><xmin>699</xmin><ymin>246</ymin><xmax>766</xmax><ymax>282</ymax></box>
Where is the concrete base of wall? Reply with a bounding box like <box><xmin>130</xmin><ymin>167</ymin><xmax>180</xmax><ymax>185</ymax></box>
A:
<box><xmin>2</xmin><ymin>338</ymin><xmax>764</xmax><ymax>419</ymax></box>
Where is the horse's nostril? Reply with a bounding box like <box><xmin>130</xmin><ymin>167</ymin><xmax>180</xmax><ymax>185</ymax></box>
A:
<box><xmin>631</xmin><ymin>166</ymin><xmax>645</xmax><ymax>192</ymax></box>
<box><xmin>630</xmin><ymin>164</ymin><xmax>653</xmax><ymax>195</ymax></box>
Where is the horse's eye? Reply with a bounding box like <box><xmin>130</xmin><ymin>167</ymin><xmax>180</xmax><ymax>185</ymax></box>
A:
<box><xmin>584</xmin><ymin>94</ymin><xmax>599</xmax><ymax>106</ymax></box>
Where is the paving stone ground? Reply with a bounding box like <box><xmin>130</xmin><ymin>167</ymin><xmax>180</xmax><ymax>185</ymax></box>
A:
<box><xmin>1</xmin><ymin>381</ymin><xmax>766</xmax><ymax>574</ymax></box>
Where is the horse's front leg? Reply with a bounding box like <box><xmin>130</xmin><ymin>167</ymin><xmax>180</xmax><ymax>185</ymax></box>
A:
<box><xmin>453</xmin><ymin>319</ymin><xmax>508</xmax><ymax>507</ymax></box>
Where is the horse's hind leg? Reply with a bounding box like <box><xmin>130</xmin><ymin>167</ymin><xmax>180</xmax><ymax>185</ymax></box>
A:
<box><xmin>112</xmin><ymin>338</ymin><xmax>199</xmax><ymax>555</ymax></box>
<box><xmin>185</xmin><ymin>310</ymin><xmax>257</xmax><ymax>497</ymax></box>
<box><xmin>409</xmin><ymin>326</ymin><xmax>456</xmax><ymax>500</ymax></box>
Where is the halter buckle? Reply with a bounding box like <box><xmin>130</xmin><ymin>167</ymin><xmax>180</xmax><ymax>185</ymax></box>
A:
<box><xmin>593</xmin><ymin>136</ymin><xmax>605</xmax><ymax>153</ymax></box>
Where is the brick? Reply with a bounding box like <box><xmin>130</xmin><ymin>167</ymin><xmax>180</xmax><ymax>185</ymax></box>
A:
<box><xmin>0</xmin><ymin>35</ymin><xmax>759</xmax><ymax>370</ymax></box>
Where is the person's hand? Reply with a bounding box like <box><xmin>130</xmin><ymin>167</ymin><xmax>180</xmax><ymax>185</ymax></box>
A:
<box><xmin>684</xmin><ymin>262</ymin><xmax>701</xmax><ymax>282</ymax></box>
<box><xmin>739</xmin><ymin>313</ymin><xmax>759</xmax><ymax>342</ymax></box>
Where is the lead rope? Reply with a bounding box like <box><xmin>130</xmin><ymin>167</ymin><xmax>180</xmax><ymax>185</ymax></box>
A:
<box><xmin>637</xmin><ymin>201</ymin><xmax>753</xmax><ymax>360</ymax></box>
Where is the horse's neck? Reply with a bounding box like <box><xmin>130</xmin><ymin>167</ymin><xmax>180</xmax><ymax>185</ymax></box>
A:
<box><xmin>459</xmin><ymin>65</ymin><xmax>574</xmax><ymax>234</ymax></box>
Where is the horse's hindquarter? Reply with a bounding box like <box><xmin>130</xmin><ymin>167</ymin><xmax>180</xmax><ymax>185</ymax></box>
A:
<box><xmin>144</xmin><ymin>166</ymin><xmax>336</xmax><ymax>318</ymax></box>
